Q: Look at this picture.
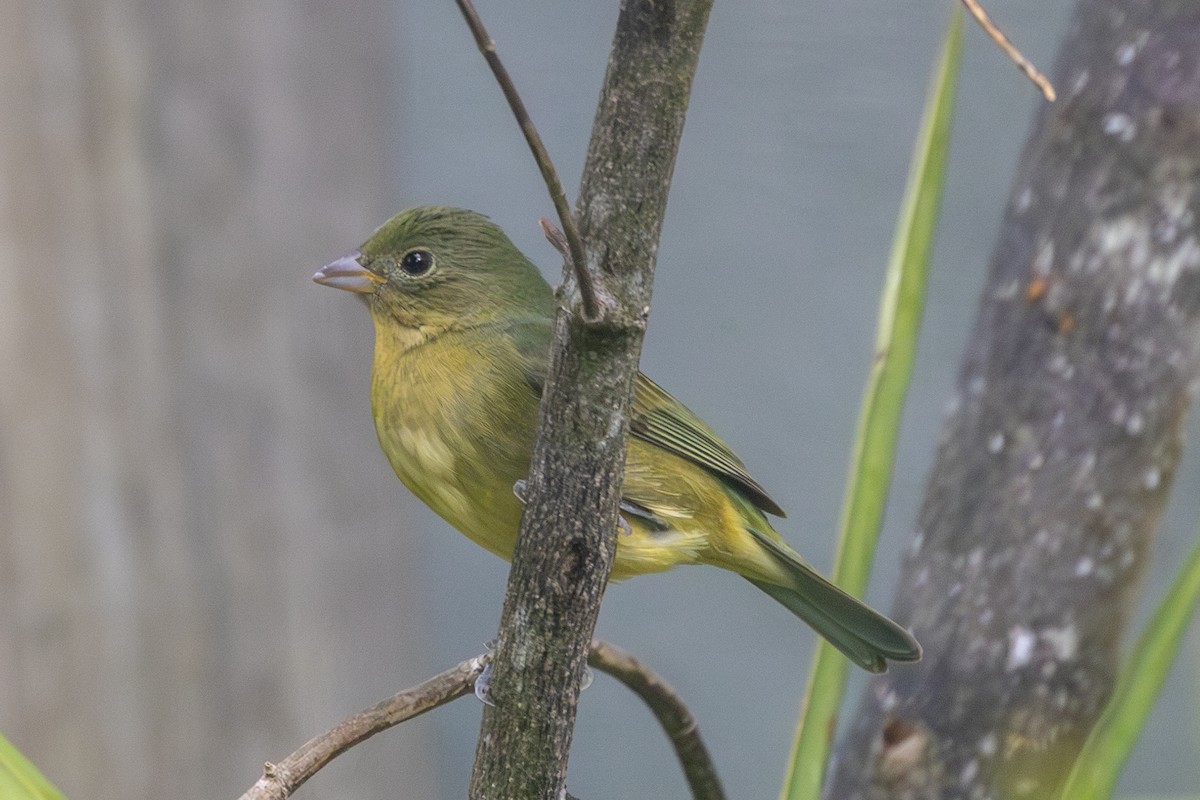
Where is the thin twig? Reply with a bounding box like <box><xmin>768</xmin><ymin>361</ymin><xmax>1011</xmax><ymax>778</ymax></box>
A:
<box><xmin>237</xmin><ymin>656</ymin><xmax>486</xmax><ymax>800</ymax></box>
<box><xmin>589</xmin><ymin>641</ymin><xmax>727</xmax><ymax>800</ymax></box>
<box><xmin>235</xmin><ymin>642</ymin><xmax>721</xmax><ymax>800</ymax></box>
<box><xmin>453</xmin><ymin>0</ymin><xmax>600</xmax><ymax>319</ymax></box>
<box><xmin>961</xmin><ymin>0</ymin><xmax>1056</xmax><ymax>101</ymax></box>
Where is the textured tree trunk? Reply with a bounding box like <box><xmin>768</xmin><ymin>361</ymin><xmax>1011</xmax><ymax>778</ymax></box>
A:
<box><xmin>468</xmin><ymin>1</ymin><xmax>714</xmax><ymax>798</ymax></box>
<box><xmin>825</xmin><ymin>1</ymin><xmax>1200</xmax><ymax>797</ymax></box>
<box><xmin>0</xmin><ymin>2</ymin><xmax>438</xmax><ymax>798</ymax></box>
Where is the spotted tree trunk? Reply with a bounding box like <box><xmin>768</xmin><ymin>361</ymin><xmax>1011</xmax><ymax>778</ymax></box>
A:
<box><xmin>825</xmin><ymin>1</ymin><xmax>1200</xmax><ymax>798</ymax></box>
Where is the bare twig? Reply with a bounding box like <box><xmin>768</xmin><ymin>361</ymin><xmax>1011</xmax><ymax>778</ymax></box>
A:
<box><xmin>237</xmin><ymin>656</ymin><xmax>486</xmax><ymax>800</ymax></box>
<box><xmin>589</xmin><ymin>641</ymin><xmax>726</xmax><ymax>800</ymax></box>
<box><xmin>452</xmin><ymin>0</ymin><xmax>600</xmax><ymax>319</ymax></box>
<box><xmin>961</xmin><ymin>0</ymin><xmax>1056</xmax><ymax>101</ymax></box>
<box><xmin>235</xmin><ymin>641</ymin><xmax>721</xmax><ymax>800</ymax></box>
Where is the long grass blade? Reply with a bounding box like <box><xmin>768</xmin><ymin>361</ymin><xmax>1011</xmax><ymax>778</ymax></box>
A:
<box><xmin>1057</xmin><ymin>535</ymin><xmax>1200</xmax><ymax>800</ymax></box>
<box><xmin>778</xmin><ymin>8</ymin><xmax>963</xmax><ymax>799</ymax></box>
<box><xmin>0</xmin><ymin>733</ymin><xmax>67</xmax><ymax>800</ymax></box>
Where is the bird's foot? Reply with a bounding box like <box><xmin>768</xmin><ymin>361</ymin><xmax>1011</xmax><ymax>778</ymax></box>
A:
<box><xmin>474</xmin><ymin>662</ymin><xmax>495</xmax><ymax>706</ymax></box>
<box><xmin>618</xmin><ymin>499</ymin><xmax>652</xmax><ymax>536</ymax></box>
<box><xmin>513</xmin><ymin>479</ymin><xmax>528</xmax><ymax>504</ymax></box>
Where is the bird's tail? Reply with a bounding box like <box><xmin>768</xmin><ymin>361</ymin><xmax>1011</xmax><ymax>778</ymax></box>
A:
<box><xmin>745</xmin><ymin>528</ymin><xmax>921</xmax><ymax>673</ymax></box>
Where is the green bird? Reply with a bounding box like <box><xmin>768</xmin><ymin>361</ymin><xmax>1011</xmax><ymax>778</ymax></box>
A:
<box><xmin>314</xmin><ymin>206</ymin><xmax>920</xmax><ymax>672</ymax></box>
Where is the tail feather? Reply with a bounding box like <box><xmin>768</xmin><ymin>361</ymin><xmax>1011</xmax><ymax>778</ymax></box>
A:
<box><xmin>745</xmin><ymin>529</ymin><xmax>921</xmax><ymax>673</ymax></box>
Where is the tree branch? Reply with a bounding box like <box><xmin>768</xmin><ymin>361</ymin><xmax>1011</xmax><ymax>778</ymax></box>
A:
<box><xmin>236</xmin><ymin>642</ymin><xmax>720</xmax><ymax>800</ymax></box>
<box><xmin>589</xmin><ymin>642</ymin><xmax>726</xmax><ymax>800</ymax></box>
<box><xmin>826</xmin><ymin>1</ymin><xmax>1200</xmax><ymax>797</ymax></box>
<box><xmin>467</xmin><ymin>1</ymin><xmax>714</xmax><ymax>798</ymax></box>
<box><xmin>237</xmin><ymin>656</ymin><xmax>485</xmax><ymax>800</ymax></box>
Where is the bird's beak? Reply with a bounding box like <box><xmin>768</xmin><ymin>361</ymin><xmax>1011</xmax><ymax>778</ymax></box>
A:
<box><xmin>313</xmin><ymin>251</ymin><xmax>384</xmax><ymax>293</ymax></box>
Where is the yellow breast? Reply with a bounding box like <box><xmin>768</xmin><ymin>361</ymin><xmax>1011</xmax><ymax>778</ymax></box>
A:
<box><xmin>367</xmin><ymin>322</ymin><xmax>771</xmax><ymax>584</ymax></box>
<box><xmin>370</xmin><ymin>326</ymin><xmax>532</xmax><ymax>559</ymax></box>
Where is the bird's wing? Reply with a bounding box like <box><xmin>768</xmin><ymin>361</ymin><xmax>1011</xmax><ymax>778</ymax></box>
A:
<box><xmin>630</xmin><ymin>373</ymin><xmax>785</xmax><ymax>517</ymax></box>
<box><xmin>507</xmin><ymin>319</ymin><xmax>784</xmax><ymax>518</ymax></box>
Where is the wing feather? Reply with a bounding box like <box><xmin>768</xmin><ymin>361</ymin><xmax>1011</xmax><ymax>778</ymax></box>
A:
<box><xmin>631</xmin><ymin>373</ymin><xmax>785</xmax><ymax>517</ymax></box>
<box><xmin>506</xmin><ymin>319</ymin><xmax>785</xmax><ymax>519</ymax></box>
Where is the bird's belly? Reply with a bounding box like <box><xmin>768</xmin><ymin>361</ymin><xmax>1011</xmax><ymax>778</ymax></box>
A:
<box><xmin>379</xmin><ymin>422</ymin><xmax>526</xmax><ymax>560</ymax></box>
<box><xmin>380</xmin><ymin>422</ymin><xmax>713</xmax><ymax>576</ymax></box>
<box><xmin>376</xmin><ymin>420</ymin><xmax>740</xmax><ymax>581</ymax></box>
<box><xmin>609</xmin><ymin>522</ymin><xmax>708</xmax><ymax>581</ymax></box>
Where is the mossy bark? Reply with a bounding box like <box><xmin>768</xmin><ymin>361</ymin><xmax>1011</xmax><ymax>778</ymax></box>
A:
<box><xmin>467</xmin><ymin>2</ymin><xmax>714</xmax><ymax>799</ymax></box>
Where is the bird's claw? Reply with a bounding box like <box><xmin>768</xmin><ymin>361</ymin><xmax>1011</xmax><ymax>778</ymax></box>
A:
<box><xmin>474</xmin><ymin>662</ymin><xmax>495</xmax><ymax>706</ymax></box>
<box><xmin>513</xmin><ymin>479</ymin><xmax>528</xmax><ymax>504</ymax></box>
<box><xmin>618</xmin><ymin>499</ymin><xmax>650</xmax><ymax>536</ymax></box>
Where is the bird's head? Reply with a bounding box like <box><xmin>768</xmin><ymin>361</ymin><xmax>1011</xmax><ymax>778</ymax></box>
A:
<box><xmin>314</xmin><ymin>206</ymin><xmax>553</xmax><ymax>330</ymax></box>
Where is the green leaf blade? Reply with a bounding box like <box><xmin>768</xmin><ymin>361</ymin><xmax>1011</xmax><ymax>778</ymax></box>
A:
<box><xmin>0</xmin><ymin>733</ymin><xmax>67</xmax><ymax>800</ymax></box>
<box><xmin>778</xmin><ymin>8</ymin><xmax>963</xmax><ymax>800</ymax></box>
<box><xmin>1057</xmin><ymin>535</ymin><xmax>1200</xmax><ymax>800</ymax></box>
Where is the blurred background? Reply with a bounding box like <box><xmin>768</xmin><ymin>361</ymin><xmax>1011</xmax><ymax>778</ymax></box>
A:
<box><xmin>2</xmin><ymin>1</ymin><xmax>1197</xmax><ymax>798</ymax></box>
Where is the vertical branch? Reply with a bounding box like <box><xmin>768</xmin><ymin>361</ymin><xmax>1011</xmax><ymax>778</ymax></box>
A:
<box><xmin>467</xmin><ymin>1</ymin><xmax>713</xmax><ymax>798</ymax></box>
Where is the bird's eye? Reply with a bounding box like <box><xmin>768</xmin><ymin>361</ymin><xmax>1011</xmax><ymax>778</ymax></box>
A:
<box><xmin>400</xmin><ymin>249</ymin><xmax>435</xmax><ymax>276</ymax></box>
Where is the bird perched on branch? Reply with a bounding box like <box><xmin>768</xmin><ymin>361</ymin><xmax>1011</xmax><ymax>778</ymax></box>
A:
<box><xmin>314</xmin><ymin>205</ymin><xmax>920</xmax><ymax>672</ymax></box>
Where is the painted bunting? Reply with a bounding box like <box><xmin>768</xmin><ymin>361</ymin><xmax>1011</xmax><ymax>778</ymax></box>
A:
<box><xmin>314</xmin><ymin>206</ymin><xmax>920</xmax><ymax>672</ymax></box>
